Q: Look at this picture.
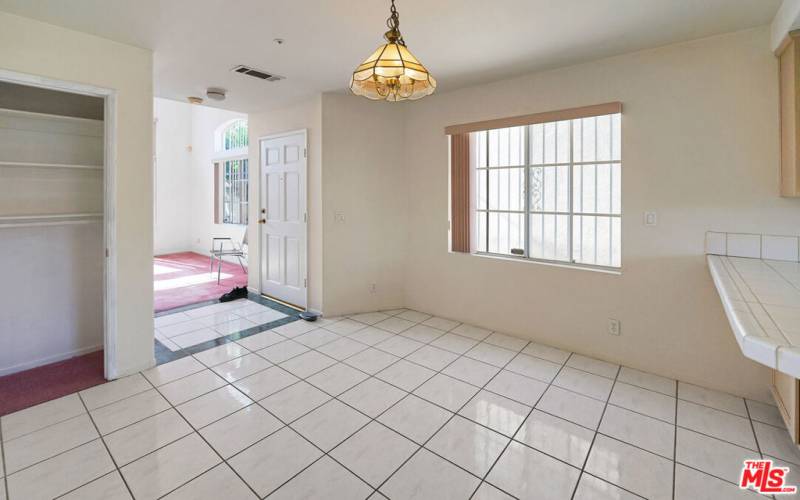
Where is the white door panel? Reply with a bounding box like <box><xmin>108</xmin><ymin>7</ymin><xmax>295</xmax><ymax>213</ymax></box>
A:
<box><xmin>260</xmin><ymin>132</ymin><xmax>307</xmax><ymax>308</ymax></box>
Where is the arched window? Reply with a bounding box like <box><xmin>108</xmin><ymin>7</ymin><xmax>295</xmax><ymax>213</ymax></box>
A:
<box><xmin>219</xmin><ymin>119</ymin><xmax>248</xmax><ymax>152</ymax></box>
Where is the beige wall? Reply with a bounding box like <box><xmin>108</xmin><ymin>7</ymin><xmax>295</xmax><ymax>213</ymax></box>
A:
<box><xmin>402</xmin><ymin>26</ymin><xmax>794</xmax><ymax>402</ymax></box>
<box><xmin>320</xmin><ymin>93</ymin><xmax>407</xmax><ymax>315</ymax></box>
<box><xmin>0</xmin><ymin>12</ymin><xmax>154</xmax><ymax>377</ymax></box>
<box><xmin>248</xmin><ymin>96</ymin><xmax>324</xmax><ymax>312</ymax></box>
<box><xmin>154</xmin><ymin>98</ymin><xmax>192</xmax><ymax>254</ymax></box>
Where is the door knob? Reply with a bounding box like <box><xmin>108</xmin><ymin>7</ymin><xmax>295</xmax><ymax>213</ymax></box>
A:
<box><xmin>258</xmin><ymin>218</ymin><xmax>266</xmax><ymax>224</ymax></box>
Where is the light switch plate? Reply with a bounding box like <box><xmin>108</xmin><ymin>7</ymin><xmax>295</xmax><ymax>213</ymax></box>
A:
<box><xmin>644</xmin><ymin>212</ymin><xmax>657</xmax><ymax>226</ymax></box>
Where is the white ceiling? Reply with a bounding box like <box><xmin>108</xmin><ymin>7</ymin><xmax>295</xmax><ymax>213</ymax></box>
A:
<box><xmin>0</xmin><ymin>0</ymin><xmax>781</xmax><ymax>113</ymax></box>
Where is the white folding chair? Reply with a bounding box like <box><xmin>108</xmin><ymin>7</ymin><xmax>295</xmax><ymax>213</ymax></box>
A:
<box><xmin>210</xmin><ymin>230</ymin><xmax>247</xmax><ymax>283</ymax></box>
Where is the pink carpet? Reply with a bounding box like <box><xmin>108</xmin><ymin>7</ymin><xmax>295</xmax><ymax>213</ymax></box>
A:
<box><xmin>155</xmin><ymin>251</ymin><xmax>248</xmax><ymax>312</ymax></box>
<box><xmin>0</xmin><ymin>350</ymin><xmax>105</xmax><ymax>417</ymax></box>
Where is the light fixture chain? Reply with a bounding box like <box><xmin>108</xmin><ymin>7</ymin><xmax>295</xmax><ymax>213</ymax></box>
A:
<box><xmin>386</xmin><ymin>0</ymin><xmax>406</xmax><ymax>46</ymax></box>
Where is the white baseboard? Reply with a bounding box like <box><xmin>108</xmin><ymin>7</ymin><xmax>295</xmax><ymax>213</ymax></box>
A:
<box><xmin>0</xmin><ymin>344</ymin><xmax>103</xmax><ymax>377</ymax></box>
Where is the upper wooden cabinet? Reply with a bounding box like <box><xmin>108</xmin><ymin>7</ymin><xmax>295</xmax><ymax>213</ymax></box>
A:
<box><xmin>779</xmin><ymin>32</ymin><xmax>800</xmax><ymax>197</ymax></box>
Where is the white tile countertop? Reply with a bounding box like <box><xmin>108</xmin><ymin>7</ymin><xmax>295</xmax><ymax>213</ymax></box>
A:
<box><xmin>706</xmin><ymin>231</ymin><xmax>800</xmax><ymax>378</ymax></box>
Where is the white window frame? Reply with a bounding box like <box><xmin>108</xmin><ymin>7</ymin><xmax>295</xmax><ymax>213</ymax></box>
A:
<box><xmin>217</xmin><ymin>156</ymin><xmax>249</xmax><ymax>226</ymax></box>
<box><xmin>471</xmin><ymin>114</ymin><xmax>622</xmax><ymax>271</ymax></box>
<box><xmin>213</xmin><ymin>119</ymin><xmax>249</xmax><ymax>226</ymax></box>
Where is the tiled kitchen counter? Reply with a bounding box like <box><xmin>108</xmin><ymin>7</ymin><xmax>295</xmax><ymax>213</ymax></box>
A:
<box><xmin>706</xmin><ymin>230</ymin><xmax>800</xmax><ymax>444</ymax></box>
<box><xmin>707</xmin><ymin>253</ymin><xmax>800</xmax><ymax>377</ymax></box>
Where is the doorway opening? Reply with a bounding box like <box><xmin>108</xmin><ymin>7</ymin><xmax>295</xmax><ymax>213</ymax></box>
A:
<box><xmin>153</xmin><ymin>100</ymin><xmax>249</xmax><ymax>315</ymax></box>
<box><xmin>0</xmin><ymin>73</ymin><xmax>116</xmax><ymax>415</ymax></box>
<box><xmin>258</xmin><ymin>130</ymin><xmax>308</xmax><ymax>310</ymax></box>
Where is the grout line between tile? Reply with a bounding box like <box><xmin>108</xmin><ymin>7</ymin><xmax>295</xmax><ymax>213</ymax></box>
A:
<box><xmin>672</xmin><ymin>379</ymin><xmax>678</xmax><ymax>500</ymax></box>
<box><xmin>469</xmin><ymin>351</ymin><xmax>574</xmax><ymax>499</ymax></box>
<box><xmin>2</xmin><ymin>310</ymin><xmax>780</xmax><ymax>500</ymax></box>
<box><xmin>1</xmin><ymin>420</ymin><xmax>8</xmax><ymax>500</ymax></box>
<box><xmin>76</xmin><ymin>392</ymin><xmax>137</xmax><ymax>500</ymax></box>
<box><xmin>568</xmin><ymin>364</ymin><xmax>622</xmax><ymax>500</ymax></box>
<box><xmin>142</xmin><ymin>372</ymin><xmax>264</xmax><ymax>500</ymax></box>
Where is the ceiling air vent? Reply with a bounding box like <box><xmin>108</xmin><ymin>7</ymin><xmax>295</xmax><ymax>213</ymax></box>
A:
<box><xmin>231</xmin><ymin>65</ymin><xmax>284</xmax><ymax>82</ymax></box>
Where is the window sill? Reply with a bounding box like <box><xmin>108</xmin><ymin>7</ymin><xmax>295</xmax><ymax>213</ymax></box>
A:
<box><xmin>462</xmin><ymin>251</ymin><xmax>622</xmax><ymax>275</ymax></box>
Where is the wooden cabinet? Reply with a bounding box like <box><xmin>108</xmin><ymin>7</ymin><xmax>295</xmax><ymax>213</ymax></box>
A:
<box><xmin>778</xmin><ymin>32</ymin><xmax>800</xmax><ymax>197</ymax></box>
<box><xmin>772</xmin><ymin>369</ymin><xmax>800</xmax><ymax>444</ymax></box>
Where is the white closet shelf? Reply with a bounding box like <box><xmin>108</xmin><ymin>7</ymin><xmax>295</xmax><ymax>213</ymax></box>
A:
<box><xmin>0</xmin><ymin>161</ymin><xmax>103</xmax><ymax>170</ymax></box>
<box><xmin>0</xmin><ymin>107</ymin><xmax>103</xmax><ymax>123</ymax></box>
<box><xmin>0</xmin><ymin>213</ymin><xmax>102</xmax><ymax>228</ymax></box>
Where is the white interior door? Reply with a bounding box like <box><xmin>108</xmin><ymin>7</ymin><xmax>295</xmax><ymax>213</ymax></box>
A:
<box><xmin>259</xmin><ymin>131</ymin><xmax>307</xmax><ymax>308</ymax></box>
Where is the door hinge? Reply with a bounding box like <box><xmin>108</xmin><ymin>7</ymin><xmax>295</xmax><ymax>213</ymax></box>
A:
<box><xmin>303</xmin><ymin>148</ymin><xmax>307</xmax><ymax>158</ymax></box>
<box><xmin>304</xmin><ymin>278</ymin><xmax>307</xmax><ymax>288</ymax></box>
<box><xmin>105</xmin><ymin>248</ymin><xmax>109</xmax><ymax>258</ymax></box>
<box><xmin>304</xmin><ymin>213</ymin><xmax>307</xmax><ymax>223</ymax></box>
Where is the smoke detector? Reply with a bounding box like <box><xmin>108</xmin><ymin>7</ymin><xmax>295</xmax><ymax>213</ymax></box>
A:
<box><xmin>206</xmin><ymin>88</ymin><xmax>227</xmax><ymax>101</ymax></box>
<box><xmin>187</xmin><ymin>96</ymin><xmax>203</xmax><ymax>105</ymax></box>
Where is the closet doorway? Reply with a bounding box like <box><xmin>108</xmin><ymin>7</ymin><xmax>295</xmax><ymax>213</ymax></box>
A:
<box><xmin>0</xmin><ymin>71</ymin><xmax>117</xmax><ymax>413</ymax></box>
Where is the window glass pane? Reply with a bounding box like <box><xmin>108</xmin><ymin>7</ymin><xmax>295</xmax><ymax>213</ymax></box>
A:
<box><xmin>474</xmin><ymin>131</ymin><xmax>487</xmax><ymax>168</ymax></box>
<box><xmin>530</xmin><ymin>167</ymin><xmax>544</xmax><ymax>211</ymax></box>
<box><xmin>488</xmin><ymin>168</ymin><xmax>524</xmax><ymax>211</ymax></box>
<box><xmin>572</xmin><ymin>119</ymin><xmax>582</xmax><ymax>162</ymax></box>
<box><xmin>543</xmin><ymin>167</ymin><xmax>556</xmax><ymax>212</ymax></box>
<box><xmin>556</xmin><ymin>120</ymin><xmax>570</xmax><ymax>164</ymax></box>
<box><xmin>556</xmin><ymin>165</ymin><xmax>569</xmax><ymax>213</ymax></box>
<box><xmin>596</xmin><ymin>114</ymin><xmax>611</xmax><ymax>161</ymax></box>
<box><xmin>574</xmin><ymin>163</ymin><xmax>618</xmax><ymax>216</ymax></box>
<box><xmin>579</xmin><ymin>164</ymin><xmax>596</xmax><ymax>213</ymax></box>
<box><xmin>581</xmin><ymin>117</ymin><xmax>596</xmax><ymax>162</ymax></box>
<box><xmin>488</xmin><ymin>212</ymin><xmax>524</xmax><ymax>255</ymax></box>
<box><xmin>476</xmin><ymin>211</ymin><xmax>487</xmax><ymax>252</ymax></box>
<box><xmin>488</xmin><ymin>129</ymin><xmax>500</xmax><ymax>167</ymax></box>
<box><xmin>611</xmin><ymin>163</ymin><xmax>621</xmax><ymax>214</ymax></box>
<box><xmin>529</xmin><ymin>214</ymin><xmax>569</xmax><ymax>262</ymax></box>
<box><xmin>220</xmin><ymin>158</ymin><xmax>249</xmax><ymax>225</ymax></box>
<box><xmin>509</xmin><ymin>126</ymin><xmax>523</xmax><ymax>166</ymax></box>
<box><xmin>530</xmin><ymin>124</ymin><xmax>544</xmax><ymax>165</ymax></box>
<box><xmin>544</xmin><ymin>122</ymin><xmax>556</xmax><ymax>164</ymax></box>
<box><xmin>476</xmin><ymin>169</ymin><xmax>487</xmax><ymax>210</ymax></box>
<box><xmin>222</xmin><ymin>120</ymin><xmax>248</xmax><ymax>151</ymax></box>
<box><xmin>488</xmin><ymin>126</ymin><xmax>524</xmax><ymax>167</ymax></box>
<box><xmin>596</xmin><ymin>163</ymin><xmax>611</xmax><ymax>214</ymax></box>
<box><xmin>530</xmin><ymin>165</ymin><xmax>569</xmax><ymax>213</ymax></box>
<box><xmin>572</xmin><ymin>215</ymin><xmax>620</xmax><ymax>267</ymax></box>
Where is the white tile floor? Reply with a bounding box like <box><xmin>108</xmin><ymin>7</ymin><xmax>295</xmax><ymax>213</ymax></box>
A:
<box><xmin>1</xmin><ymin>308</ymin><xmax>797</xmax><ymax>499</ymax></box>
<box><xmin>155</xmin><ymin>299</ymin><xmax>287</xmax><ymax>351</ymax></box>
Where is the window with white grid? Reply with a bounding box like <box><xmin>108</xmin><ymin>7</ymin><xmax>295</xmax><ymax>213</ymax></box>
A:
<box><xmin>473</xmin><ymin>113</ymin><xmax>621</xmax><ymax>268</ymax></box>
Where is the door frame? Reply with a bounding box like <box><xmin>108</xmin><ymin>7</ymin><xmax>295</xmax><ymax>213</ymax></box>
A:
<box><xmin>0</xmin><ymin>68</ymin><xmax>119</xmax><ymax>379</ymax></box>
<box><xmin>257</xmin><ymin>129</ymin><xmax>308</xmax><ymax>309</ymax></box>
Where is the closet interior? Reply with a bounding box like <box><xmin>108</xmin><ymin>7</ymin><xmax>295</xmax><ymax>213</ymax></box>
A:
<box><xmin>0</xmin><ymin>81</ymin><xmax>106</xmax><ymax>377</ymax></box>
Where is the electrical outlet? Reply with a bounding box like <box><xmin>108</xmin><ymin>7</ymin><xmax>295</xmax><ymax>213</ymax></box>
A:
<box><xmin>644</xmin><ymin>211</ymin><xmax>657</xmax><ymax>226</ymax></box>
<box><xmin>335</xmin><ymin>212</ymin><xmax>345</xmax><ymax>223</ymax></box>
<box><xmin>608</xmin><ymin>318</ymin><xmax>621</xmax><ymax>336</ymax></box>
<box><xmin>369</xmin><ymin>283</ymin><xmax>377</xmax><ymax>293</ymax></box>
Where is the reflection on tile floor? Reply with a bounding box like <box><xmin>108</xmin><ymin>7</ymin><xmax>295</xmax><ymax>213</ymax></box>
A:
<box><xmin>1</xmin><ymin>308</ymin><xmax>795</xmax><ymax>499</ymax></box>
<box><xmin>155</xmin><ymin>299</ymin><xmax>288</xmax><ymax>352</ymax></box>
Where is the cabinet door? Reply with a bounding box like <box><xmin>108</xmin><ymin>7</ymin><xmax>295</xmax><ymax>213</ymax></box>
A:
<box><xmin>779</xmin><ymin>33</ymin><xmax>800</xmax><ymax>197</ymax></box>
<box><xmin>772</xmin><ymin>369</ymin><xmax>799</xmax><ymax>443</ymax></box>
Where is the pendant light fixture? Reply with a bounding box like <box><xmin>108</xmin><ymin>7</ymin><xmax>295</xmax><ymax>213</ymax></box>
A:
<box><xmin>350</xmin><ymin>0</ymin><xmax>436</xmax><ymax>102</ymax></box>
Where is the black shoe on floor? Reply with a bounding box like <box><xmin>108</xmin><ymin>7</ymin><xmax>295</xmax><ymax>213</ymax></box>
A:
<box><xmin>220</xmin><ymin>286</ymin><xmax>247</xmax><ymax>302</ymax></box>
